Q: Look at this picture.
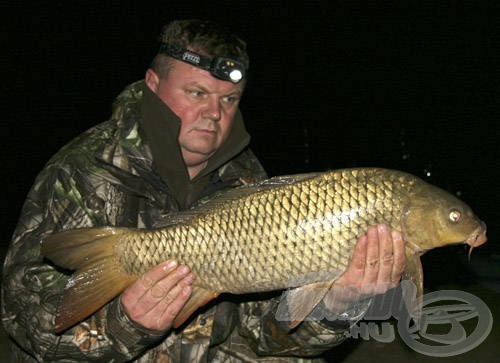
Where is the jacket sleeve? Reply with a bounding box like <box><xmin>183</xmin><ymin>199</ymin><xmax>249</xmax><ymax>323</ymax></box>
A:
<box><xmin>1</xmin><ymin>163</ymin><xmax>162</xmax><ymax>361</ymax></box>
<box><xmin>235</xmin><ymin>294</ymin><xmax>371</xmax><ymax>357</ymax></box>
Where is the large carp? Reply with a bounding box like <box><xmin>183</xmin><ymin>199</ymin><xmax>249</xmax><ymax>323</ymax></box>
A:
<box><xmin>41</xmin><ymin>167</ymin><xmax>487</xmax><ymax>333</ymax></box>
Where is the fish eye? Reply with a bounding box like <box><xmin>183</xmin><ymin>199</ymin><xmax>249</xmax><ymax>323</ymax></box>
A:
<box><xmin>449</xmin><ymin>209</ymin><xmax>461</xmax><ymax>223</ymax></box>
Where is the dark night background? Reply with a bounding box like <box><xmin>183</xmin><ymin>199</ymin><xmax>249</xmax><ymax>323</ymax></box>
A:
<box><xmin>1</xmin><ymin>1</ymin><xmax>499</xmax><ymax>360</ymax></box>
<box><xmin>3</xmin><ymin>1</ymin><xmax>498</xmax><ymax>255</ymax></box>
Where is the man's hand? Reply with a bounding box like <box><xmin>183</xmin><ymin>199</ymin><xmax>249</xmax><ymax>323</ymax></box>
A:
<box><xmin>120</xmin><ymin>260</ymin><xmax>195</xmax><ymax>332</ymax></box>
<box><xmin>323</xmin><ymin>224</ymin><xmax>405</xmax><ymax>314</ymax></box>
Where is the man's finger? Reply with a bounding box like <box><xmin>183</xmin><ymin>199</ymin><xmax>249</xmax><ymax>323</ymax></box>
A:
<box><xmin>345</xmin><ymin>234</ymin><xmax>368</xmax><ymax>284</ymax></box>
<box><xmin>138</xmin><ymin>260</ymin><xmax>178</xmax><ymax>289</ymax></box>
<box><xmin>122</xmin><ymin>261</ymin><xmax>190</xmax><ymax>319</ymax></box>
<box><xmin>143</xmin><ymin>265</ymin><xmax>191</xmax><ymax>305</ymax></box>
<box><xmin>139</xmin><ymin>271</ymin><xmax>195</xmax><ymax>331</ymax></box>
<box><xmin>124</xmin><ymin>260</ymin><xmax>178</xmax><ymax>305</ymax></box>
<box><xmin>391</xmin><ymin>230</ymin><xmax>405</xmax><ymax>284</ymax></box>
<box><xmin>363</xmin><ymin>225</ymin><xmax>380</xmax><ymax>285</ymax></box>
<box><xmin>377</xmin><ymin>224</ymin><xmax>395</xmax><ymax>286</ymax></box>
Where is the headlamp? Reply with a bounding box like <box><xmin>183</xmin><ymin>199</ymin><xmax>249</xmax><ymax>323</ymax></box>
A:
<box><xmin>158</xmin><ymin>43</ymin><xmax>246</xmax><ymax>84</ymax></box>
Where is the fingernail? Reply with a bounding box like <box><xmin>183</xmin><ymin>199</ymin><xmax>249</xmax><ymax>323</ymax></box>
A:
<box><xmin>178</xmin><ymin>265</ymin><xmax>190</xmax><ymax>275</ymax></box>
<box><xmin>377</xmin><ymin>224</ymin><xmax>387</xmax><ymax>234</ymax></box>
<box><xmin>391</xmin><ymin>230</ymin><xmax>401</xmax><ymax>240</ymax></box>
<box><xmin>164</xmin><ymin>260</ymin><xmax>177</xmax><ymax>271</ymax></box>
<box><xmin>182</xmin><ymin>285</ymin><xmax>191</xmax><ymax>296</ymax></box>
<box><xmin>185</xmin><ymin>272</ymin><xmax>195</xmax><ymax>284</ymax></box>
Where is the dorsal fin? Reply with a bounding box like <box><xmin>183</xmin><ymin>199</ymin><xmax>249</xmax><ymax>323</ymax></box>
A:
<box><xmin>203</xmin><ymin>172</ymin><xmax>322</xmax><ymax>207</ymax></box>
<box><xmin>154</xmin><ymin>172</ymin><xmax>322</xmax><ymax>228</ymax></box>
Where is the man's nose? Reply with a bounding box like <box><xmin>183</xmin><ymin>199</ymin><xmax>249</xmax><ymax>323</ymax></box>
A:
<box><xmin>202</xmin><ymin>98</ymin><xmax>221</xmax><ymax>121</ymax></box>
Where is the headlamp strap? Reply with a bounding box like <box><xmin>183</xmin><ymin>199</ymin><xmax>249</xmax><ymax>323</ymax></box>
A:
<box><xmin>158</xmin><ymin>43</ymin><xmax>212</xmax><ymax>70</ymax></box>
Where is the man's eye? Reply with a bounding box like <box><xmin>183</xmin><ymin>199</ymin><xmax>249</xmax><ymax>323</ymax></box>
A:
<box><xmin>223</xmin><ymin>96</ymin><xmax>239</xmax><ymax>104</ymax></box>
<box><xmin>189</xmin><ymin>90</ymin><xmax>204</xmax><ymax>97</ymax></box>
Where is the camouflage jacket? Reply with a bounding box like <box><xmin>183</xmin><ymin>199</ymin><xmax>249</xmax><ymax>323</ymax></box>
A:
<box><xmin>2</xmin><ymin>81</ymin><xmax>368</xmax><ymax>362</ymax></box>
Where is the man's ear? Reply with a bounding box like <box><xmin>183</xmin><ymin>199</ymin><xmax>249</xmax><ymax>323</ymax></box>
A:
<box><xmin>145</xmin><ymin>69</ymin><xmax>160</xmax><ymax>93</ymax></box>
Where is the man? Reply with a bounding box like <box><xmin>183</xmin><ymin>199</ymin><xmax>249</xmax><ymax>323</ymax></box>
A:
<box><xmin>2</xmin><ymin>19</ymin><xmax>405</xmax><ymax>361</ymax></box>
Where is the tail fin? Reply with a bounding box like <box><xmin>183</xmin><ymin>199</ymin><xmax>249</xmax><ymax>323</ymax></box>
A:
<box><xmin>42</xmin><ymin>227</ymin><xmax>137</xmax><ymax>333</ymax></box>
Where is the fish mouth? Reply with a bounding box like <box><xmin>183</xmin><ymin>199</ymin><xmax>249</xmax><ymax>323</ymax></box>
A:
<box><xmin>467</xmin><ymin>222</ymin><xmax>487</xmax><ymax>248</ymax></box>
<box><xmin>467</xmin><ymin>221</ymin><xmax>487</xmax><ymax>258</ymax></box>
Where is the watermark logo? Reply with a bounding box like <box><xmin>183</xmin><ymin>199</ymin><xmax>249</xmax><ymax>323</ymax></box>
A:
<box><xmin>397</xmin><ymin>286</ymin><xmax>493</xmax><ymax>357</ymax></box>
<box><xmin>275</xmin><ymin>279</ymin><xmax>492</xmax><ymax>357</ymax></box>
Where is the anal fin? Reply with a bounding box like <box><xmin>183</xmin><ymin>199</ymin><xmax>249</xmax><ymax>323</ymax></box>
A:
<box><xmin>173</xmin><ymin>287</ymin><xmax>219</xmax><ymax>328</ymax></box>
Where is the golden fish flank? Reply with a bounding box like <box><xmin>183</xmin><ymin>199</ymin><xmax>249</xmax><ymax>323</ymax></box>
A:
<box><xmin>41</xmin><ymin>167</ymin><xmax>487</xmax><ymax>333</ymax></box>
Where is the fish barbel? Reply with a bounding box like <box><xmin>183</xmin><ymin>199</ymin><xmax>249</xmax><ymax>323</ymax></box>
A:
<box><xmin>41</xmin><ymin>167</ymin><xmax>487</xmax><ymax>333</ymax></box>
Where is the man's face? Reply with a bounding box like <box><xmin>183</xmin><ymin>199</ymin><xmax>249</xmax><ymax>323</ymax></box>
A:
<box><xmin>146</xmin><ymin>61</ymin><xmax>244</xmax><ymax>173</ymax></box>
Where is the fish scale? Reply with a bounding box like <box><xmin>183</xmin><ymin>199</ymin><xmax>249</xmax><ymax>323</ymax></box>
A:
<box><xmin>42</xmin><ymin>167</ymin><xmax>487</xmax><ymax>333</ymax></box>
<box><xmin>120</xmin><ymin>169</ymin><xmax>407</xmax><ymax>293</ymax></box>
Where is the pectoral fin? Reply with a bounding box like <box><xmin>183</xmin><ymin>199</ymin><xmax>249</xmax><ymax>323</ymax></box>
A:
<box><xmin>276</xmin><ymin>281</ymin><xmax>333</xmax><ymax>329</ymax></box>
<box><xmin>401</xmin><ymin>253</ymin><xmax>424</xmax><ymax>325</ymax></box>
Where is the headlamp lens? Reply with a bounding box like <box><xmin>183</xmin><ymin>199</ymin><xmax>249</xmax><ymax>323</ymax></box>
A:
<box><xmin>211</xmin><ymin>57</ymin><xmax>245</xmax><ymax>83</ymax></box>
<box><xmin>229</xmin><ymin>69</ymin><xmax>243</xmax><ymax>82</ymax></box>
